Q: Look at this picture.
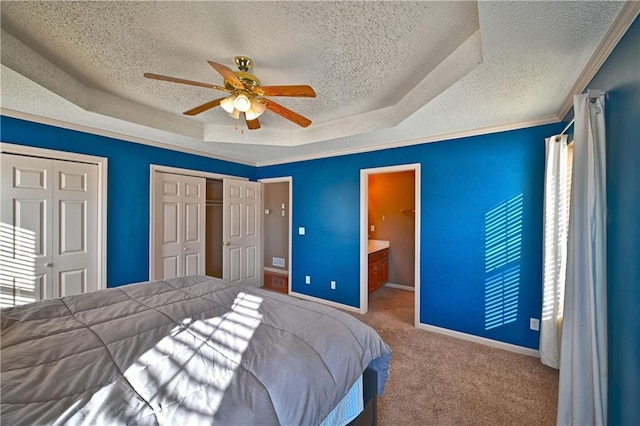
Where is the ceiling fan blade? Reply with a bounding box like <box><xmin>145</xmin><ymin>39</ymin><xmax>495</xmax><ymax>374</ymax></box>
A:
<box><xmin>183</xmin><ymin>98</ymin><xmax>225</xmax><ymax>116</ymax></box>
<box><xmin>255</xmin><ymin>85</ymin><xmax>316</xmax><ymax>98</ymax></box>
<box><xmin>144</xmin><ymin>73</ymin><xmax>229</xmax><ymax>92</ymax></box>
<box><xmin>262</xmin><ymin>99</ymin><xmax>312</xmax><ymax>128</ymax></box>
<box><xmin>207</xmin><ymin>60</ymin><xmax>245</xmax><ymax>90</ymax></box>
<box><xmin>246</xmin><ymin>115</ymin><xmax>261</xmax><ymax>130</ymax></box>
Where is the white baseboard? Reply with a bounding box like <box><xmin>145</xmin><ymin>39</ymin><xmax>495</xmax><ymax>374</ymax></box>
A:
<box><xmin>384</xmin><ymin>283</ymin><xmax>415</xmax><ymax>291</ymax></box>
<box><xmin>289</xmin><ymin>291</ymin><xmax>360</xmax><ymax>313</ymax></box>
<box><xmin>417</xmin><ymin>323</ymin><xmax>540</xmax><ymax>357</ymax></box>
<box><xmin>264</xmin><ymin>267</ymin><xmax>289</xmax><ymax>276</ymax></box>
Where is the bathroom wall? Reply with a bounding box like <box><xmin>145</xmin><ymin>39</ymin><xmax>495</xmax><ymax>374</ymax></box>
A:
<box><xmin>263</xmin><ymin>181</ymin><xmax>289</xmax><ymax>273</ymax></box>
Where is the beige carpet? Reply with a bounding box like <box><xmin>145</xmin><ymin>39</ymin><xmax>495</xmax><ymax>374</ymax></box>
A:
<box><xmin>350</xmin><ymin>286</ymin><xmax>559</xmax><ymax>426</ymax></box>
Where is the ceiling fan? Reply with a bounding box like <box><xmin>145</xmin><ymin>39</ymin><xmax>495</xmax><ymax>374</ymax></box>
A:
<box><xmin>144</xmin><ymin>56</ymin><xmax>316</xmax><ymax>130</ymax></box>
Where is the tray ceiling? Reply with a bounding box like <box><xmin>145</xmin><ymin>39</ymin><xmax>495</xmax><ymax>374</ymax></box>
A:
<box><xmin>0</xmin><ymin>1</ymin><xmax>629</xmax><ymax>165</ymax></box>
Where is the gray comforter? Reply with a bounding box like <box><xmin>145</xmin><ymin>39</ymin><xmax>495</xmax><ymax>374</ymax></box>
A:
<box><xmin>1</xmin><ymin>275</ymin><xmax>391</xmax><ymax>425</ymax></box>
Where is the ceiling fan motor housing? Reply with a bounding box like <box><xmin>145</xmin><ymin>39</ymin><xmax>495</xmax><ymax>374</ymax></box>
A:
<box><xmin>223</xmin><ymin>56</ymin><xmax>261</xmax><ymax>91</ymax></box>
<box><xmin>225</xmin><ymin>71</ymin><xmax>261</xmax><ymax>91</ymax></box>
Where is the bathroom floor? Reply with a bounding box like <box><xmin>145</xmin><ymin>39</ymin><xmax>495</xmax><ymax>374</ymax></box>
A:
<box><xmin>263</xmin><ymin>271</ymin><xmax>288</xmax><ymax>294</ymax></box>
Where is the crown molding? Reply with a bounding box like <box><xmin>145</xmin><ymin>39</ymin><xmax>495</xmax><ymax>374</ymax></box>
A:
<box><xmin>255</xmin><ymin>115</ymin><xmax>560</xmax><ymax>167</ymax></box>
<box><xmin>557</xmin><ymin>1</ymin><xmax>640</xmax><ymax>120</ymax></box>
<box><xmin>0</xmin><ymin>108</ymin><xmax>256</xmax><ymax>167</ymax></box>
<box><xmin>2</xmin><ymin>107</ymin><xmax>561</xmax><ymax>168</ymax></box>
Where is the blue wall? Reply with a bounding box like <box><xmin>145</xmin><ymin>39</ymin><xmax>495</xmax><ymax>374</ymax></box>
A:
<box><xmin>258</xmin><ymin>123</ymin><xmax>562</xmax><ymax>350</ymax></box>
<box><xmin>2</xmin><ymin>16</ymin><xmax>636</xmax><ymax>418</ymax></box>
<box><xmin>0</xmin><ymin>117</ymin><xmax>255</xmax><ymax>286</ymax></box>
<box><xmin>584</xmin><ymin>16</ymin><xmax>639</xmax><ymax>426</ymax></box>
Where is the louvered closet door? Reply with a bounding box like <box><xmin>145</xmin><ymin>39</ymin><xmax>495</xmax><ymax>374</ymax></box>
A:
<box><xmin>153</xmin><ymin>172</ymin><xmax>205</xmax><ymax>280</ymax></box>
<box><xmin>0</xmin><ymin>153</ymin><xmax>98</xmax><ymax>307</ymax></box>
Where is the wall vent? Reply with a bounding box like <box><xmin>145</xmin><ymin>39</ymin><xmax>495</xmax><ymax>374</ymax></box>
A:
<box><xmin>272</xmin><ymin>257</ymin><xmax>285</xmax><ymax>267</ymax></box>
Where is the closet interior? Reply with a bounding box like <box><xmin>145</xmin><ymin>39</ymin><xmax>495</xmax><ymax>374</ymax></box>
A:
<box><xmin>205</xmin><ymin>179</ymin><xmax>223</xmax><ymax>278</ymax></box>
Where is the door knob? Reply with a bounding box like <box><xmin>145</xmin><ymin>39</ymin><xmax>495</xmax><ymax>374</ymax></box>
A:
<box><xmin>44</xmin><ymin>263</ymin><xmax>53</xmax><ymax>267</ymax></box>
<box><xmin>223</xmin><ymin>241</ymin><xmax>231</xmax><ymax>246</ymax></box>
<box><xmin>183</xmin><ymin>247</ymin><xmax>189</xmax><ymax>251</ymax></box>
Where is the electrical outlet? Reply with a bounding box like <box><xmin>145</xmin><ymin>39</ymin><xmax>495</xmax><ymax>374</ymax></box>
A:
<box><xmin>330</xmin><ymin>280</ymin><xmax>336</xmax><ymax>290</ymax></box>
<box><xmin>370</xmin><ymin>225</ymin><xmax>375</xmax><ymax>232</ymax></box>
<box><xmin>305</xmin><ymin>275</ymin><xmax>311</xmax><ymax>284</ymax></box>
<box><xmin>530</xmin><ymin>318</ymin><xmax>540</xmax><ymax>331</ymax></box>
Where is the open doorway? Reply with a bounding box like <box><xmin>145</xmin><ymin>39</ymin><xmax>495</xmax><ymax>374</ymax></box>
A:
<box><xmin>360</xmin><ymin>164</ymin><xmax>420</xmax><ymax>326</ymax></box>
<box><xmin>259</xmin><ymin>177</ymin><xmax>292</xmax><ymax>294</ymax></box>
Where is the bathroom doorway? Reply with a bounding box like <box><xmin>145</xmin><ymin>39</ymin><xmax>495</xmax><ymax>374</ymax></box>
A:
<box><xmin>360</xmin><ymin>164</ymin><xmax>420</xmax><ymax>326</ymax></box>
<box><xmin>259</xmin><ymin>177</ymin><xmax>292</xmax><ymax>294</ymax></box>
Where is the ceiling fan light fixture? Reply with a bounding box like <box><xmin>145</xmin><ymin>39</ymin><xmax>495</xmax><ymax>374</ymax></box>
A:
<box><xmin>230</xmin><ymin>108</ymin><xmax>241</xmax><ymax>119</ymax></box>
<box><xmin>251</xmin><ymin>98</ymin><xmax>266</xmax><ymax>114</ymax></box>
<box><xmin>233</xmin><ymin>93</ymin><xmax>251</xmax><ymax>112</ymax></box>
<box><xmin>245</xmin><ymin>99</ymin><xmax>266</xmax><ymax>120</ymax></box>
<box><xmin>245</xmin><ymin>108</ymin><xmax>260</xmax><ymax>121</ymax></box>
<box><xmin>220</xmin><ymin>95</ymin><xmax>236</xmax><ymax>113</ymax></box>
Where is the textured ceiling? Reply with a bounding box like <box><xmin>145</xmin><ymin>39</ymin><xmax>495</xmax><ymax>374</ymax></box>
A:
<box><xmin>0</xmin><ymin>1</ymin><xmax>629</xmax><ymax>165</ymax></box>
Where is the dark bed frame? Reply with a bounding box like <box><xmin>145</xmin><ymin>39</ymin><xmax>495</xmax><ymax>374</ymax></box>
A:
<box><xmin>347</xmin><ymin>367</ymin><xmax>378</xmax><ymax>426</ymax></box>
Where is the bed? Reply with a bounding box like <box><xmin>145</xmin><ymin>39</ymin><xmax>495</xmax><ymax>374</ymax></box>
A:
<box><xmin>0</xmin><ymin>275</ymin><xmax>392</xmax><ymax>425</ymax></box>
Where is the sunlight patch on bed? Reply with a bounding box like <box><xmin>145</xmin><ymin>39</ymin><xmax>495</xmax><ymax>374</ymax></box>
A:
<box><xmin>122</xmin><ymin>291</ymin><xmax>264</xmax><ymax>422</ymax></box>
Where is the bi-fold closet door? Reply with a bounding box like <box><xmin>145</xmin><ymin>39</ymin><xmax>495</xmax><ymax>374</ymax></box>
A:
<box><xmin>151</xmin><ymin>171</ymin><xmax>263</xmax><ymax>287</ymax></box>
<box><xmin>0</xmin><ymin>153</ymin><xmax>99</xmax><ymax>307</ymax></box>
<box><xmin>153</xmin><ymin>172</ymin><xmax>206</xmax><ymax>279</ymax></box>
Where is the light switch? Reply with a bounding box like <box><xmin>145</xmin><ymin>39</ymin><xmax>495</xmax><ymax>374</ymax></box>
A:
<box><xmin>370</xmin><ymin>225</ymin><xmax>375</xmax><ymax>232</ymax></box>
<box><xmin>530</xmin><ymin>318</ymin><xmax>540</xmax><ymax>331</ymax></box>
<box><xmin>298</xmin><ymin>227</ymin><xmax>305</xmax><ymax>235</ymax></box>
<box><xmin>264</xmin><ymin>209</ymin><xmax>270</xmax><ymax>214</ymax></box>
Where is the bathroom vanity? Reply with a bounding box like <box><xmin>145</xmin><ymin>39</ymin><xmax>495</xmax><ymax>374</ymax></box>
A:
<box><xmin>368</xmin><ymin>240</ymin><xmax>389</xmax><ymax>294</ymax></box>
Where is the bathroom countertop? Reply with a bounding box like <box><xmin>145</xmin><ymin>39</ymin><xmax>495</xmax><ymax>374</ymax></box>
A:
<box><xmin>368</xmin><ymin>240</ymin><xmax>390</xmax><ymax>254</ymax></box>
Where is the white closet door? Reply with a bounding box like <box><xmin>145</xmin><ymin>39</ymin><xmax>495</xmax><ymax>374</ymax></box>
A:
<box><xmin>155</xmin><ymin>172</ymin><xmax>182</xmax><ymax>279</ymax></box>
<box><xmin>182</xmin><ymin>175</ymin><xmax>206</xmax><ymax>276</ymax></box>
<box><xmin>222</xmin><ymin>179</ymin><xmax>262</xmax><ymax>287</ymax></box>
<box><xmin>1</xmin><ymin>154</ymin><xmax>53</xmax><ymax>306</ymax></box>
<box><xmin>52</xmin><ymin>160</ymin><xmax>98</xmax><ymax>297</ymax></box>
<box><xmin>153</xmin><ymin>172</ymin><xmax>205</xmax><ymax>280</ymax></box>
<box><xmin>0</xmin><ymin>153</ymin><xmax>98</xmax><ymax>307</ymax></box>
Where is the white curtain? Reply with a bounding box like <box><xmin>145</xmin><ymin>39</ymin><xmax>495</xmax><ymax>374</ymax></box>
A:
<box><xmin>541</xmin><ymin>133</ymin><xmax>570</xmax><ymax>369</ymax></box>
<box><xmin>557</xmin><ymin>92</ymin><xmax>608</xmax><ymax>425</ymax></box>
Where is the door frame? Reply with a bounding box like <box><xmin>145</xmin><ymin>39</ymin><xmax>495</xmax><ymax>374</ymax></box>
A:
<box><xmin>360</xmin><ymin>163</ymin><xmax>421</xmax><ymax>325</ymax></box>
<box><xmin>258</xmin><ymin>176</ymin><xmax>293</xmax><ymax>294</ymax></box>
<box><xmin>148</xmin><ymin>164</ymin><xmax>248</xmax><ymax>280</ymax></box>
<box><xmin>0</xmin><ymin>142</ymin><xmax>108</xmax><ymax>290</ymax></box>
